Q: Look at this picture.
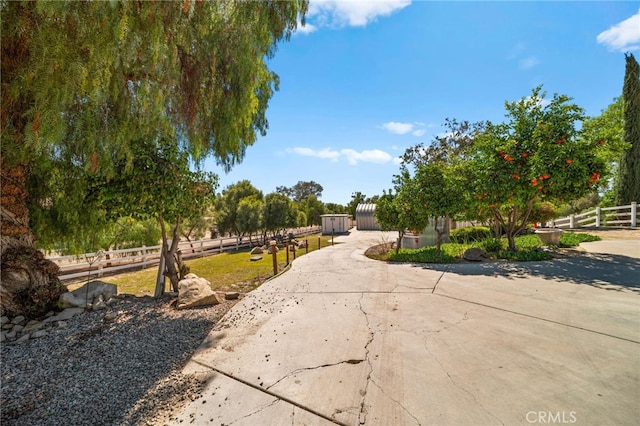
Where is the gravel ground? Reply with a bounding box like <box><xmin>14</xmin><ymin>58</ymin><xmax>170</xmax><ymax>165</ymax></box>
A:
<box><xmin>0</xmin><ymin>295</ymin><xmax>237</xmax><ymax>426</ymax></box>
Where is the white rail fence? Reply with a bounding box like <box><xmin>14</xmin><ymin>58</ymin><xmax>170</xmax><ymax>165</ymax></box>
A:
<box><xmin>550</xmin><ymin>202</ymin><xmax>638</xmax><ymax>229</ymax></box>
<box><xmin>48</xmin><ymin>226</ymin><xmax>321</xmax><ymax>282</ymax></box>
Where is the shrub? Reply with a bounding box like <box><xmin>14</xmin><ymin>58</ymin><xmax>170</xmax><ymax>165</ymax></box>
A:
<box><xmin>450</xmin><ymin>226</ymin><xmax>492</xmax><ymax>243</ymax></box>
<box><xmin>559</xmin><ymin>232</ymin><xmax>601</xmax><ymax>247</ymax></box>
<box><xmin>482</xmin><ymin>237</ymin><xmax>504</xmax><ymax>252</ymax></box>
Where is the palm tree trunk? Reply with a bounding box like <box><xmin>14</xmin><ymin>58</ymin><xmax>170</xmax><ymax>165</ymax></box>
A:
<box><xmin>1</xmin><ymin>164</ymin><xmax>66</xmax><ymax>317</ymax></box>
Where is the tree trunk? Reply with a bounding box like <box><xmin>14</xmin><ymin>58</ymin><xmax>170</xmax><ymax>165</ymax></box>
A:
<box><xmin>1</xmin><ymin>164</ymin><xmax>67</xmax><ymax>317</ymax></box>
<box><xmin>157</xmin><ymin>214</ymin><xmax>186</xmax><ymax>294</ymax></box>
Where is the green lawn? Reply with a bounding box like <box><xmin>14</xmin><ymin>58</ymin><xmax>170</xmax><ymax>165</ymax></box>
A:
<box><xmin>68</xmin><ymin>235</ymin><xmax>336</xmax><ymax>296</ymax></box>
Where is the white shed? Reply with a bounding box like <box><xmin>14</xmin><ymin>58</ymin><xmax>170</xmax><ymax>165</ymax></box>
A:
<box><xmin>355</xmin><ymin>203</ymin><xmax>381</xmax><ymax>230</ymax></box>
<box><xmin>321</xmin><ymin>214</ymin><xmax>351</xmax><ymax>235</ymax></box>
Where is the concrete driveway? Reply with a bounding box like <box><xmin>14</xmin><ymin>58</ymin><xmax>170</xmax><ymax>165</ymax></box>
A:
<box><xmin>171</xmin><ymin>230</ymin><xmax>640</xmax><ymax>425</ymax></box>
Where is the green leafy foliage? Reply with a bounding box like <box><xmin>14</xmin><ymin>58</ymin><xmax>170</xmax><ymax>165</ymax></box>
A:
<box><xmin>300</xmin><ymin>194</ymin><xmax>325</xmax><ymax>226</ymax></box>
<box><xmin>449</xmin><ymin>226</ymin><xmax>492</xmax><ymax>244</ymax></box>
<box><xmin>276</xmin><ymin>181</ymin><xmax>324</xmax><ymax>203</ymax></box>
<box><xmin>465</xmin><ymin>87</ymin><xmax>606</xmax><ymax>250</ymax></box>
<box><xmin>263</xmin><ymin>192</ymin><xmax>298</xmax><ymax>235</ymax></box>
<box><xmin>558</xmin><ymin>232</ymin><xmax>601</xmax><ymax>247</ymax></box>
<box><xmin>381</xmin><ymin>232</ymin><xmax>600</xmax><ymax>263</ymax></box>
<box><xmin>616</xmin><ymin>53</ymin><xmax>640</xmax><ymax>205</ymax></box>
<box><xmin>214</xmin><ymin>180</ymin><xmax>263</xmax><ymax>237</ymax></box>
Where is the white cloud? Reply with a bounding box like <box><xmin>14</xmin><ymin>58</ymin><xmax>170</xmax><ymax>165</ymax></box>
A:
<box><xmin>381</xmin><ymin>121</ymin><xmax>414</xmax><ymax>134</ymax></box>
<box><xmin>380</xmin><ymin>121</ymin><xmax>430</xmax><ymax>136</ymax></box>
<box><xmin>296</xmin><ymin>20</ymin><xmax>318</xmax><ymax>35</ymax></box>
<box><xmin>288</xmin><ymin>147</ymin><xmax>395</xmax><ymax>165</ymax></box>
<box><xmin>597</xmin><ymin>10</ymin><xmax>640</xmax><ymax>52</ymax></box>
<box><xmin>289</xmin><ymin>147</ymin><xmax>340</xmax><ymax>162</ymax></box>
<box><xmin>307</xmin><ymin>0</ymin><xmax>411</xmax><ymax>28</ymax></box>
<box><xmin>341</xmin><ymin>148</ymin><xmax>392</xmax><ymax>165</ymax></box>
<box><xmin>519</xmin><ymin>56</ymin><xmax>539</xmax><ymax>70</ymax></box>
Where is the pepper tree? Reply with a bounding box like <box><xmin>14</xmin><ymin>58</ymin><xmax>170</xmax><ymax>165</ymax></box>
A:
<box><xmin>1</xmin><ymin>1</ymin><xmax>308</xmax><ymax>316</ymax></box>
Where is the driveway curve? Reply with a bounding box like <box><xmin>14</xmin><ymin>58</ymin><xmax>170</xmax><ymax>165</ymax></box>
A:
<box><xmin>171</xmin><ymin>230</ymin><xmax>639</xmax><ymax>425</ymax></box>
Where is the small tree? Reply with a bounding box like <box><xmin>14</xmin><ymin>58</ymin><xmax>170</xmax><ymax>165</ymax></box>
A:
<box><xmin>102</xmin><ymin>138</ymin><xmax>217</xmax><ymax>293</ymax></box>
<box><xmin>214</xmin><ymin>180</ymin><xmax>263</xmax><ymax>237</ymax></box>
<box><xmin>263</xmin><ymin>193</ymin><xmax>298</xmax><ymax>239</ymax></box>
<box><xmin>236</xmin><ymin>196</ymin><xmax>264</xmax><ymax>244</ymax></box>
<box><xmin>466</xmin><ymin>87</ymin><xmax>605</xmax><ymax>250</ymax></box>
<box><xmin>412</xmin><ymin>163</ymin><xmax>465</xmax><ymax>255</ymax></box>
<box><xmin>375</xmin><ymin>191</ymin><xmax>405</xmax><ymax>254</ymax></box>
<box><xmin>301</xmin><ymin>194</ymin><xmax>325</xmax><ymax>226</ymax></box>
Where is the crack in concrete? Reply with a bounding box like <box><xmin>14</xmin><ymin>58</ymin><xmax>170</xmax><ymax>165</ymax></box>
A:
<box><xmin>266</xmin><ymin>359</ymin><xmax>365</xmax><ymax>391</ymax></box>
<box><xmin>423</xmin><ymin>340</ymin><xmax>505</xmax><ymax>425</ymax></box>
<box><xmin>432</xmin><ymin>269</ymin><xmax>448</xmax><ymax>294</ymax></box>
<box><xmin>189</xmin><ymin>360</ymin><xmax>348</xmax><ymax>425</ymax></box>
<box><xmin>357</xmin><ymin>293</ymin><xmax>375</xmax><ymax>425</ymax></box>
<box><xmin>228</xmin><ymin>398</ymin><xmax>279</xmax><ymax>425</ymax></box>
<box><xmin>370</xmin><ymin>378</ymin><xmax>422</xmax><ymax>426</ymax></box>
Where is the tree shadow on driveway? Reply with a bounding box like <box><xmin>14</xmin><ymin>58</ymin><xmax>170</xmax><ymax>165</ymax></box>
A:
<box><xmin>420</xmin><ymin>253</ymin><xmax>640</xmax><ymax>294</ymax></box>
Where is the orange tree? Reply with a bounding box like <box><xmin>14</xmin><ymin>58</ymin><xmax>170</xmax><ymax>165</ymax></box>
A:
<box><xmin>464</xmin><ymin>87</ymin><xmax>606</xmax><ymax>251</ymax></box>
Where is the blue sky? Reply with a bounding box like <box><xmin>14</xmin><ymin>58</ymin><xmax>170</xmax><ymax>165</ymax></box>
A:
<box><xmin>205</xmin><ymin>1</ymin><xmax>640</xmax><ymax>206</ymax></box>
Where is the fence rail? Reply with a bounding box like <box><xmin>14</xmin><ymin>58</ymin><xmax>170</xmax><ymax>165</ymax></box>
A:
<box><xmin>550</xmin><ymin>202</ymin><xmax>637</xmax><ymax>229</ymax></box>
<box><xmin>48</xmin><ymin>226</ymin><xmax>321</xmax><ymax>282</ymax></box>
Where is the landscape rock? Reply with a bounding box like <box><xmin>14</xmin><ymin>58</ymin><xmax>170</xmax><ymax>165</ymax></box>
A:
<box><xmin>106</xmin><ymin>297</ymin><xmax>120</xmax><ymax>306</ymax></box>
<box><xmin>2</xmin><ymin>323</ymin><xmax>14</xmax><ymax>330</ymax></box>
<box><xmin>31</xmin><ymin>330</ymin><xmax>48</xmax><ymax>339</ymax></box>
<box><xmin>176</xmin><ymin>274</ymin><xmax>220</xmax><ymax>310</ymax></box>
<box><xmin>0</xmin><ymin>316</ymin><xmax>9</xmax><ymax>326</ymax></box>
<box><xmin>12</xmin><ymin>324</ymin><xmax>24</xmax><ymax>333</ymax></box>
<box><xmin>298</xmin><ymin>240</ymin><xmax>307</xmax><ymax>249</ymax></box>
<box><xmin>21</xmin><ymin>321</ymin><xmax>43</xmax><ymax>333</ymax></box>
<box><xmin>6</xmin><ymin>329</ymin><xmax>17</xmax><ymax>339</ymax></box>
<box><xmin>59</xmin><ymin>281</ymin><xmax>117</xmax><ymax>309</ymax></box>
<box><xmin>0</xmin><ymin>331</ymin><xmax>6</xmax><ymax>343</ymax></box>
<box><xmin>250</xmin><ymin>246</ymin><xmax>263</xmax><ymax>255</ymax></box>
<box><xmin>463</xmin><ymin>248</ymin><xmax>486</xmax><ymax>261</ymax></box>
<box><xmin>15</xmin><ymin>334</ymin><xmax>30</xmax><ymax>344</ymax></box>
<box><xmin>225</xmin><ymin>292</ymin><xmax>240</xmax><ymax>301</ymax></box>
<box><xmin>104</xmin><ymin>312</ymin><xmax>118</xmax><ymax>321</ymax></box>
<box><xmin>92</xmin><ymin>294</ymin><xmax>107</xmax><ymax>311</ymax></box>
<box><xmin>43</xmin><ymin>307</ymin><xmax>85</xmax><ymax>323</ymax></box>
<box><xmin>267</xmin><ymin>245</ymin><xmax>279</xmax><ymax>254</ymax></box>
<box><xmin>11</xmin><ymin>315</ymin><xmax>25</xmax><ymax>325</ymax></box>
<box><xmin>57</xmin><ymin>320</ymin><xmax>69</xmax><ymax>329</ymax></box>
<box><xmin>59</xmin><ymin>292</ymin><xmax>88</xmax><ymax>308</ymax></box>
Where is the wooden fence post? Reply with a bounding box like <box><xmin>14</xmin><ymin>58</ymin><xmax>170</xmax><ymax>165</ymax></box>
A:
<box><xmin>595</xmin><ymin>207</ymin><xmax>601</xmax><ymax>227</ymax></box>
<box><xmin>270</xmin><ymin>240</ymin><xmax>278</xmax><ymax>275</ymax></box>
<box><xmin>632</xmin><ymin>202</ymin><xmax>637</xmax><ymax>227</ymax></box>
<box><xmin>141</xmin><ymin>246</ymin><xmax>147</xmax><ymax>269</ymax></box>
<box><xmin>285</xmin><ymin>242</ymin><xmax>289</xmax><ymax>265</ymax></box>
<box><xmin>570</xmin><ymin>214</ymin><xmax>576</xmax><ymax>229</ymax></box>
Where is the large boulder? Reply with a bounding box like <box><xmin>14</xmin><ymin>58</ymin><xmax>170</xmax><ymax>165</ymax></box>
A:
<box><xmin>176</xmin><ymin>274</ymin><xmax>220</xmax><ymax>310</ymax></box>
<box><xmin>463</xmin><ymin>248</ymin><xmax>486</xmax><ymax>262</ymax></box>
<box><xmin>59</xmin><ymin>281</ymin><xmax>117</xmax><ymax>309</ymax></box>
